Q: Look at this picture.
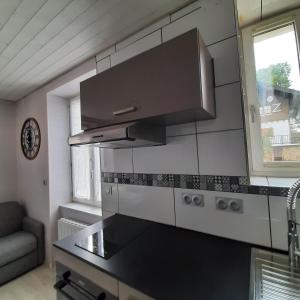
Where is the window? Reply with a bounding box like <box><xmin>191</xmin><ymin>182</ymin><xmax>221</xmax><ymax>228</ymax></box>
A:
<box><xmin>70</xmin><ymin>97</ymin><xmax>101</xmax><ymax>206</ymax></box>
<box><xmin>242</xmin><ymin>10</ymin><xmax>300</xmax><ymax>176</ymax></box>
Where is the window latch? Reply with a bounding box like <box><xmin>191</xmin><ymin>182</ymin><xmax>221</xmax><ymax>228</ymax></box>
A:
<box><xmin>250</xmin><ymin>105</ymin><xmax>256</xmax><ymax>123</ymax></box>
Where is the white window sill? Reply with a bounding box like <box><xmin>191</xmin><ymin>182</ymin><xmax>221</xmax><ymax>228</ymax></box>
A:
<box><xmin>250</xmin><ymin>176</ymin><xmax>298</xmax><ymax>188</ymax></box>
<box><xmin>59</xmin><ymin>203</ymin><xmax>114</xmax><ymax>225</ymax></box>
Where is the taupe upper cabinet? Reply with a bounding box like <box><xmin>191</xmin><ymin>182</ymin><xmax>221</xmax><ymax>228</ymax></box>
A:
<box><xmin>81</xmin><ymin>28</ymin><xmax>215</xmax><ymax>130</ymax></box>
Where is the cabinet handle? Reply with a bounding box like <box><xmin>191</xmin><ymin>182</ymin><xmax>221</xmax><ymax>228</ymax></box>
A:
<box><xmin>113</xmin><ymin>106</ymin><xmax>136</xmax><ymax>116</ymax></box>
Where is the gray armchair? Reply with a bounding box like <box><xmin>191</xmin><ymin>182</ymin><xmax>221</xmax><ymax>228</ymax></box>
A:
<box><xmin>0</xmin><ymin>201</ymin><xmax>44</xmax><ymax>285</ymax></box>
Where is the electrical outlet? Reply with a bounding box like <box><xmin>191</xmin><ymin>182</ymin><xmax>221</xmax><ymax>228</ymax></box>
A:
<box><xmin>182</xmin><ymin>193</ymin><xmax>204</xmax><ymax>207</ymax></box>
<box><xmin>192</xmin><ymin>194</ymin><xmax>204</xmax><ymax>207</ymax></box>
<box><xmin>215</xmin><ymin>197</ymin><xmax>243</xmax><ymax>213</ymax></box>
<box><xmin>182</xmin><ymin>194</ymin><xmax>192</xmax><ymax>205</ymax></box>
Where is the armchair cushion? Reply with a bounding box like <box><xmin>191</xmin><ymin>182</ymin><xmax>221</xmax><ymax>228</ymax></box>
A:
<box><xmin>0</xmin><ymin>231</ymin><xmax>36</xmax><ymax>267</ymax></box>
<box><xmin>22</xmin><ymin>217</ymin><xmax>44</xmax><ymax>265</ymax></box>
<box><xmin>0</xmin><ymin>202</ymin><xmax>23</xmax><ymax>238</ymax></box>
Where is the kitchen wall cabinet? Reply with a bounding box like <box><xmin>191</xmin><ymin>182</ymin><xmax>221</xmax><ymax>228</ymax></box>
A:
<box><xmin>81</xmin><ymin>29</ymin><xmax>215</xmax><ymax>130</ymax></box>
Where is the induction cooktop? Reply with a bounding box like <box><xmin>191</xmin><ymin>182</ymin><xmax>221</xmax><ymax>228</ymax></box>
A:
<box><xmin>75</xmin><ymin>216</ymin><xmax>150</xmax><ymax>259</ymax></box>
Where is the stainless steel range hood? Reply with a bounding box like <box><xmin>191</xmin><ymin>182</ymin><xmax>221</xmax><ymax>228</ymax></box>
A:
<box><xmin>69</xmin><ymin>122</ymin><xmax>166</xmax><ymax>149</ymax></box>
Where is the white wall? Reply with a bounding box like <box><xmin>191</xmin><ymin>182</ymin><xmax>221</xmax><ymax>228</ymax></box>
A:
<box><xmin>16</xmin><ymin>58</ymin><xmax>96</xmax><ymax>264</ymax></box>
<box><xmin>0</xmin><ymin>100</ymin><xmax>17</xmax><ymax>202</ymax></box>
<box><xmin>47</xmin><ymin>94</ymin><xmax>72</xmax><ymax>264</ymax></box>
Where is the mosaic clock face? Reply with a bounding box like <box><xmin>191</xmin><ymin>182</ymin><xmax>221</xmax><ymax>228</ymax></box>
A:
<box><xmin>21</xmin><ymin>118</ymin><xmax>41</xmax><ymax>160</ymax></box>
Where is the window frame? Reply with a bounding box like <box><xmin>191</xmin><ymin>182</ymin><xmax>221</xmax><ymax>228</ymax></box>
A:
<box><xmin>69</xmin><ymin>96</ymin><xmax>101</xmax><ymax>207</ymax></box>
<box><xmin>71</xmin><ymin>147</ymin><xmax>101</xmax><ymax>208</ymax></box>
<box><xmin>241</xmin><ymin>9</ymin><xmax>300</xmax><ymax>177</ymax></box>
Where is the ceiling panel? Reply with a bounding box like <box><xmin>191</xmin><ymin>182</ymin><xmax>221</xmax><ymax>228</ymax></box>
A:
<box><xmin>0</xmin><ymin>0</ymin><xmax>192</xmax><ymax>101</ymax></box>
<box><xmin>236</xmin><ymin>0</ymin><xmax>261</xmax><ymax>28</ymax></box>
<box><xmin>236</xmin><ymin>0</ymin><xmax>300</xmax><ymax>28</ymax></box>
<box><xmin>262</xmin><ymin>0</ymin><xmax>300</xmax><ymax>18</ymax></box>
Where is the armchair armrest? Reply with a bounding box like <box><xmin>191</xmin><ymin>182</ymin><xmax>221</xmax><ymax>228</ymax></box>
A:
<box><xmin>22</xmin><ymin>217</ymin><xmax>45</xmax><ymax>265</ymax></box>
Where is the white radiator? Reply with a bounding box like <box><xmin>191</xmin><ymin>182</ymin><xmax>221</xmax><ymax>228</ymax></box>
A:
<box><xmin>58</xmin><ymin>218</ymin><xmax>88</xmax><ymax>240</ymax></box>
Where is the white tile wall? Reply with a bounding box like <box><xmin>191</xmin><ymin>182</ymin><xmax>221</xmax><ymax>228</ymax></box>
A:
<box><xmin>100</xmin><ymin>148</ymin><xmax>133</xmax><ymax>173</ymax></box>
<box><xmin>111</xmin><ymin>30</ymin><xmax>161</xmax><ymax>66</ymax></box>
<box><xmin>170</xmin><ymin>1</ymin><xmax>202</xmax><ymax>21</ymax></box>
<box><xmin>175</xmin><ymin>189</ymin><xmax>271</xmax><ymax>247</ymax></box>
<box><xmin>116</xmin><ymin>16</ymin><xmax>170</xmax><ymax>51</ymax></box>
<box><xmin>133</xmin><ymin>135</ymin><xmax>198</xmax><ymax>174</ymax></box>
<box><xmin>197</xmin><ymin>129</ymin><xmax>247</xmax><ymax>176</ymax></box>
<box><xmin>166</xmin><ymin>122</ymin><xmax>196</xmax><ymax>137</ymax></box>
<box><xmin>196</xmin><ymin>82</ymin><xmax>243</xmax><ymax>133</ymax></box>
<box><xmin>96</xmin><ymin>46</ymin><xmax>115</xmax><ymax>62</ymax></box>
<box><xmin>96</xmin><ymin>57</ymin><xmax>110</xmax><ymax>73</ymax></box>
<box><xmin>207</xmin><ymin>36</ymin><xmax>240</xmax><ymax>86</ymax></box>
<box><xmin>118</xmin><ymin>184</ymin><xmax>175</xmax><ymax>225</ymax></box>
<box><xmin>269</xmin><ymin>196</ymin><xmax>288</xmax><ymax>251</ymax></box>
<box><xmin>101</xmin><ymin>183</ymin><xmax>119</xmax><ymax>214</ymax></box>
<box><xmin>163</xmin><ymin>0</ymin><xmax>236</xmax><ymax>45</ymax></box>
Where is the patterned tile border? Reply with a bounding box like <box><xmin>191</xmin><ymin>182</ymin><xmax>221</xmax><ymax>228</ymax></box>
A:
<box><xmin>101</xmin><ymin>172</ymin><xmax>289</xmax><ymax>197</ymax></box>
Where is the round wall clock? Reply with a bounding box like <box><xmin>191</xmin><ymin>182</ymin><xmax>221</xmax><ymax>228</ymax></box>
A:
<box><xmin>21</xmin><ymin>118</ymin><xmax>41</xmax><ymax>160</ymax></box>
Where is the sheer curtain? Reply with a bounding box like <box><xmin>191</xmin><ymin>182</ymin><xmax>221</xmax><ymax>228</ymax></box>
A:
<box><xmin>70</xmin><ymin>97</ymin><xmax>101</xmax><ymax>203</ymax></box>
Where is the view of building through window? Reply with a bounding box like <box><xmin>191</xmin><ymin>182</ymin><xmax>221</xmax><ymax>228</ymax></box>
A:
<box><xmin>253</xmin><ymin>23</ymin><xmax>300</xmax><ymax>163</ymax></box>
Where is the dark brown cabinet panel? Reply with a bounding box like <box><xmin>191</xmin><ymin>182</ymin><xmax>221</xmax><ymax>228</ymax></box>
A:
<box><xmin>81</xmin><ymin>28</ymin><xmax>215</xmax><ymax>130</ymax></box>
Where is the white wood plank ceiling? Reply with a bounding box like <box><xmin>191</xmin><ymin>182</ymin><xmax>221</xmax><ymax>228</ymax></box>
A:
<box><xmin>0</xmin><ymin>0</ymin><xmax>192</xmax><ymax>101</ymax></box>
<box><xmin>236</xmin><ymin>0</ymin><xmax>300</xmax><ymax>28</ymax></box>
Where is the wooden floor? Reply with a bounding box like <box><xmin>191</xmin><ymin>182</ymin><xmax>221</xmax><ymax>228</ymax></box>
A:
<box><xmin>0</xmin><ymin>265</ymin><xmax>56</xmax><ymax>300</ymax></box>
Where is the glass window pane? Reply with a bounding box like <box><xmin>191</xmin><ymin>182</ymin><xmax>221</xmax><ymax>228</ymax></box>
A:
<box><xmin>92</xmin><ymin>148</ymin><xmax>101</xmax><ymax>202</ymax></box>
<box><xmin>71</xmin><ymin>146</ymin><xmax>91</xmax><ymax>200</ymax></box>
<box><xmin>253</xmin><ymin>24</ymin><xmax>300</xmax><ymax>163</ymax></box>
<box><xmin>70</xmin><ymin>97</ymin><xmax>82</xmax><ymax>135</ymax></box>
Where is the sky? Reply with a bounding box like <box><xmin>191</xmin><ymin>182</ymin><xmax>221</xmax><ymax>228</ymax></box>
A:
<box><xmin>254</xmin><ymin>24</ymin><xmax>300</xmax><ymax>91</ymax></box>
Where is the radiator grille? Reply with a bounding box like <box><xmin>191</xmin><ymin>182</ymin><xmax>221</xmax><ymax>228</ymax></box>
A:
<box><xmin>58</xmin><ymin>218</ymin><xmax>88</xmax><ymax>240</ymax></box>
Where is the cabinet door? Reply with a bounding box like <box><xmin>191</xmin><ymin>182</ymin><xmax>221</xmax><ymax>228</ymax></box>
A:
<box><xmin>80</xmin><ymin>29</ymin><xmax>201</xmax><ymax>130</ymax></box>
<box><xmin>119</xmin><ymin>282</ymin><xmax>153</xmax><ymax>300</ymax></box>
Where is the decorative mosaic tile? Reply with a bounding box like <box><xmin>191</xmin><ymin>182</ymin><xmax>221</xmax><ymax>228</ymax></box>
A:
<box><xmin>214</xmin><ymin>183</ymin><xmax>222</xmax><ymax>191</ymax></box>
<box><xmin>230</xmin><ymin>184</ymin><xmax>240</xmax><ymax>193</ymax></box>
<box><xmin>207</xmin><ymin>183</ymin><xmax>215</xmax><ymax>191</ymax></box>
<box><xmin>222</xmin><ymin>176</ymin><xmax>230</xmax><ymax>184</ymax></box>
<box><xmin>280</xmin><ymin>188</ymin><xmax>289</xmax><ymax>197</ymax></box>
<box><xmin>258</xmin><ymin>186</ymin><xmax>268</xmax><ymax>195</ymax></box>
<box><xmin>230</xmin><ymin>177</ymin><xmax>239</xmax><ymax>185</ymax></box>
<box><xmin>200</xmin><ymin>182</ymin><xmax>207</xmax><ymax>190</ymax></box>
<box><xmin>100</xmin><ymin>172</ymin><xmax>291</xmax><ymax>197</ymax></box>
<box><xmin>222</xmin><ymin>183</ymin><xmax>230</xmax><ymax>192</ymax></box>
<box><xmin>214</xmin><ymin>176</ymin><xmax>222</xmax><ymax>184</ymax></box>
<box><xmin>239</xmin><ymin>186</ymin><xmax>249</xmax><ymax>194</ymax></box>
<box><xmin>207</xmin><ymin>176</ymin><xmax>214</xmax><ymax>184</ymax></box>
<box><xmin>238</xmin><ymin>176</ymin><xmax>249</xmax><ymax>186</ymax></box>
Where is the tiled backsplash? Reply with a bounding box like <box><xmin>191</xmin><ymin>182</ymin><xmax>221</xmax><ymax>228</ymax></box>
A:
<box><xmin>102</xmin><ymin>172</ymin><xmax>289</xmax><ymax>197</ymax></box>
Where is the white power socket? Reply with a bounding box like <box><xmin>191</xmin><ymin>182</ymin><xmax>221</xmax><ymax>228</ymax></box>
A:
<box><xmin>215</xmin><ymin>197</ymin><xmax>243</xmax><ymax>213</ymax></box>
<box><xmin>182</xmin><ymin>193</ymin><xmax>205</xmax><ymax>207</ymax></box>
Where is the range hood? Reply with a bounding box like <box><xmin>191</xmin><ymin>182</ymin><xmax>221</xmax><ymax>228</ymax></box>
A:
<box><xmin>69</xmin><ymin>28</ymin><xmax>215</xmax><ymax>149</ymax></box>
<box><xmin>69</xmin><ymin>122</ymin><xmax>166</xmax><ymax>149</ymax></box>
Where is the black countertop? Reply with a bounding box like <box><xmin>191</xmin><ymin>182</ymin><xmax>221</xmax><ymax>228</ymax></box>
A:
<box><xmin>53</xmin><ymin>214</ymin><xmax>253</xmax><ymax>300</ymax></box>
